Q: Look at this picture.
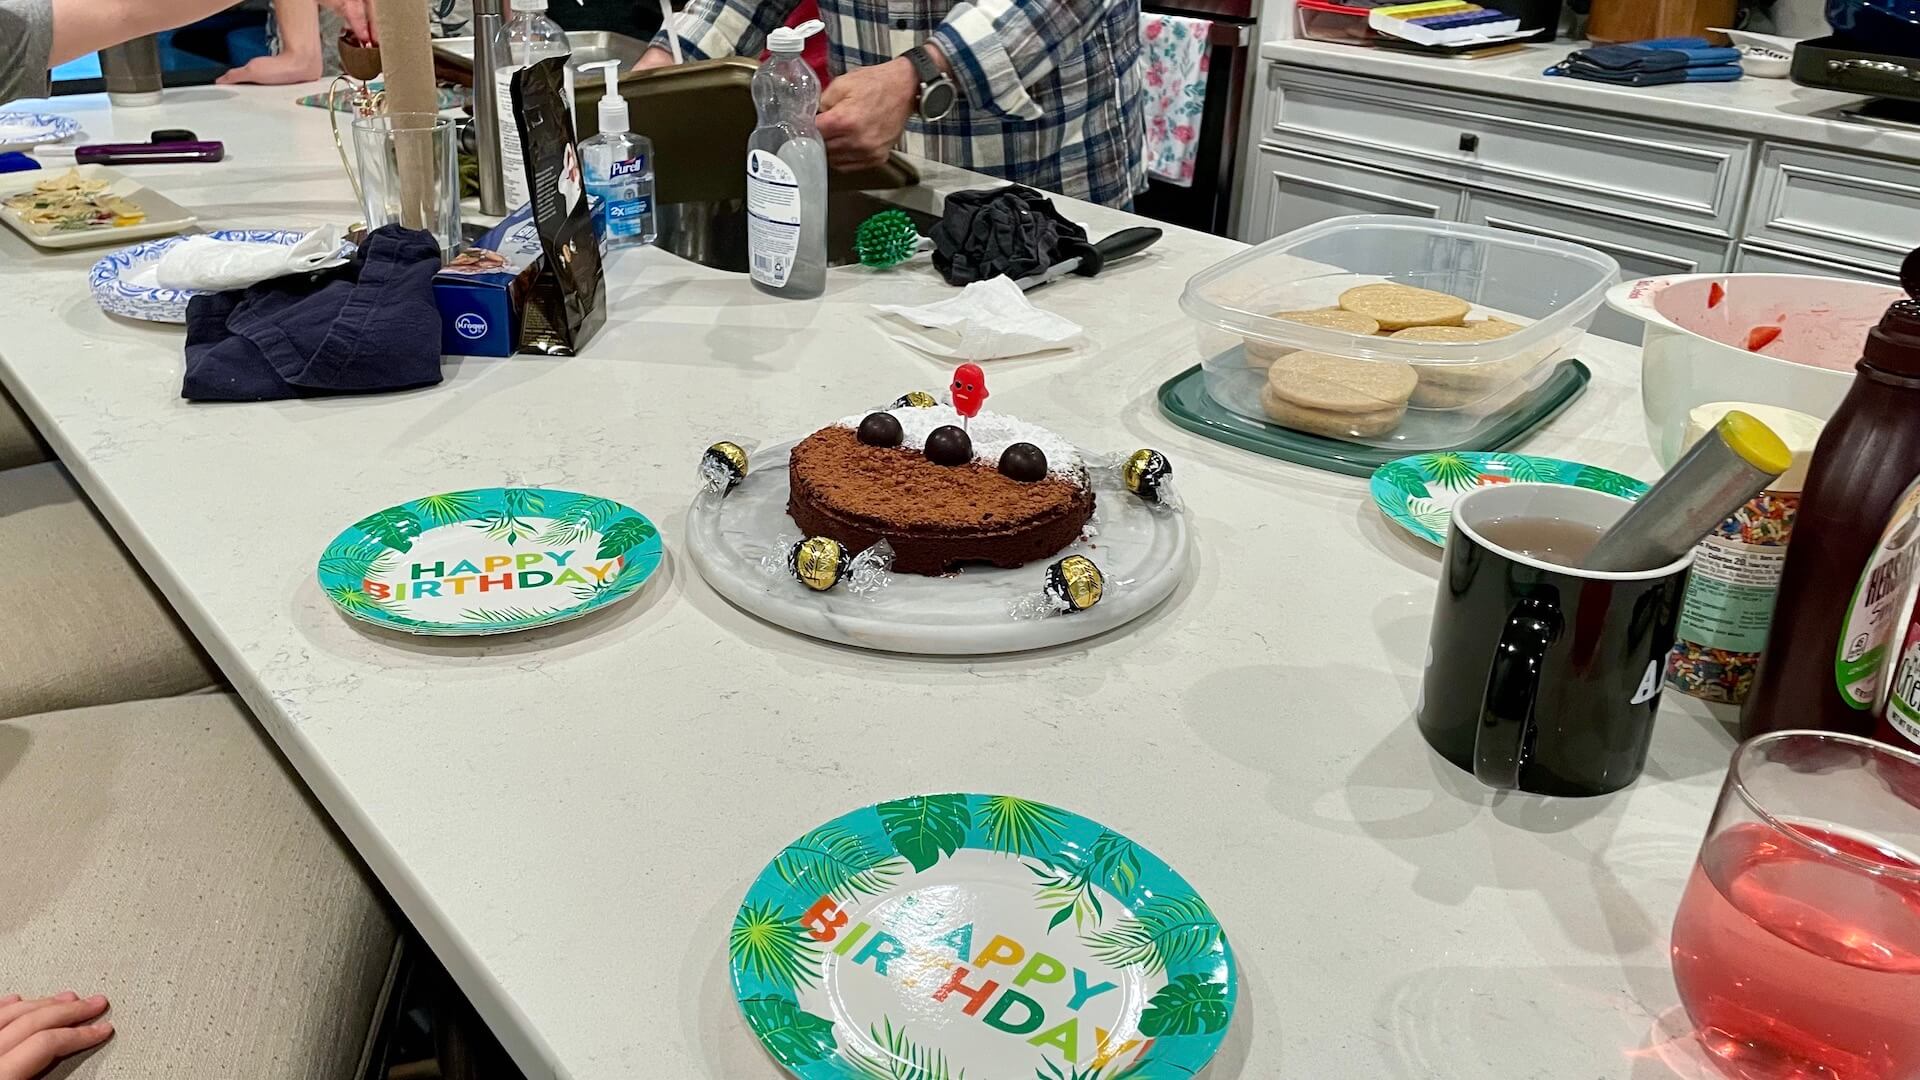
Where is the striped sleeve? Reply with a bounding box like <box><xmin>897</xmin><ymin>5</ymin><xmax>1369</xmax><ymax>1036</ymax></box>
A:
<box><xmin>651</xmin><ymin>0</ymin><xmax>804</xmax><ymax>63</ymax></box>
<box><xmin>929</xmin><ymin>0</ymin><xmax>1107</xmax><ymax>122</ymax></box>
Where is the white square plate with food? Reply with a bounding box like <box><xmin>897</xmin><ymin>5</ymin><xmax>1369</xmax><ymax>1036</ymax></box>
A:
<box><xmin>0</xmin><ymin>165</ymin><xmax>197</xmax><ymax>250</ymax></box>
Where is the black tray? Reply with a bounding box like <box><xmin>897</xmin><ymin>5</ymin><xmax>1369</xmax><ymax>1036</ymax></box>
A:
<box><xmin>1792</xmin><ymin>35</ymin><xmax>1920</xmax><ymax>103</ymax></box>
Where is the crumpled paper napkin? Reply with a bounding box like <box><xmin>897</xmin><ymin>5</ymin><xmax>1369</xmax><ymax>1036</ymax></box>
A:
<box><xmin>155</xmin><ymin>225</ymin><xmax>352</xmax><ymax>291</ymax></box>
<box><xmin>872</xmin><ymin>274</ymin><xmax>1084</xmax><ymax>360</ymax></box>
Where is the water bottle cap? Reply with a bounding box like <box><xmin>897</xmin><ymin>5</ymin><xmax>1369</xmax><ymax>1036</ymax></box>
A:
<box><xmin>767</xmin><ymin>18</ymin><xmax>824</xmax><ymax>53</ymax></box>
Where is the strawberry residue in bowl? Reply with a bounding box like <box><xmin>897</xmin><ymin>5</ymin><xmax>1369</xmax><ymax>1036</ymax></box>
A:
<box><xmin>1655</xmin><ymin>276</ymin><xmax>1902</xmax><ymax>372</ymax></box>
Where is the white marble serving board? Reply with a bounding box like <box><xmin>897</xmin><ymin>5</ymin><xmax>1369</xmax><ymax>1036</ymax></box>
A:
<box><xmin>685</xmin><ymin>440</ymin><xmax>1187</xmax><ymax>655</ymax></box>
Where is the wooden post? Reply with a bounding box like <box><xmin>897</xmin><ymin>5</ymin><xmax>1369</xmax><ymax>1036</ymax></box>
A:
<box><xmin>372</xmin><ymin>0</ymin><xmax>438</xmax><ymax>232</ymax></box>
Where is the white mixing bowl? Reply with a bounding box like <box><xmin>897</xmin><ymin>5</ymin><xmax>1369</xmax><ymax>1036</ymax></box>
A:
<box><xmin>1605</xmin><ymin>273</ymin><xmax>1900</xmax><ymax>465</ymax></box>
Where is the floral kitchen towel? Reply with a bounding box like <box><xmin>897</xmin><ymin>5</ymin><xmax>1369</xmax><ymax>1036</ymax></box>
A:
<box><xmin>1142</xmin><ymin>13</ymin><xmax>1210</xmax><ymax>188</ymax></box>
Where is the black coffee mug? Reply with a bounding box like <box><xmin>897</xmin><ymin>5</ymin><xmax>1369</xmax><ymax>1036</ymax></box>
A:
<box><xmin>1417</xmin><ymin>483</ymin><xmax>1692</xmax><ymax>797</ymax></box>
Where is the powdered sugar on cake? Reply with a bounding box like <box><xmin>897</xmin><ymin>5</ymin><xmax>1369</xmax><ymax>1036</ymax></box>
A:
<box><xmin>835</xmin><ymin>404</ymin><xmax>1086</xmax><ymax>483</ymax></box>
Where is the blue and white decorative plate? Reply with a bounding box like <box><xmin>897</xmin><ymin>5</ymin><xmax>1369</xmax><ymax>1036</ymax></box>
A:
<box><xmin>0</xmin><ymin>111</ymin><xmax>79</xmax><ymax>148</ymax></box>
<box><xmin>88</xmin><ymin>230</ymin><xmax>312</xmax><ymax>323</ymax></box>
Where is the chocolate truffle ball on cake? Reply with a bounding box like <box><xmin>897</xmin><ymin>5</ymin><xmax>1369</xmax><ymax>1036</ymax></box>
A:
<box><xmin>786</xmin><ymin>395</ymin><xmax>1094</xmax><ymax>576</ymax></box>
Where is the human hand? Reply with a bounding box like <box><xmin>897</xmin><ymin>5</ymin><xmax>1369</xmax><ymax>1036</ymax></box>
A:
<box><xmin>636</xmin><ymin>46</ymin><xmax>677</xmax><ymax>71</ymax></box>
<box><xmin>0</xmin><ymin>992</ymin><xmax>113</xmax><ymax>1080</ymax></box>
<box><xmin>319</xmin><ymin>0</ymin><xmax>375</xmax><ymax>45</ymax></box>
<box><xmin>217</xmin><ymin>52</ymin><xmax>325</xmax><ymax>85</ymax></box>
<box><xmin>816</xmin><ymin>58</ymin><xmax>918</xmax><ymax>170</ymax></box>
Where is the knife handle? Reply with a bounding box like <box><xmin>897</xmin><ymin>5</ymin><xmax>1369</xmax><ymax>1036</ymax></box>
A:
<box><xmin>1072</xmin><ymin>226</ymin><xmax>1163</xmax><ymax>277</ymax></box>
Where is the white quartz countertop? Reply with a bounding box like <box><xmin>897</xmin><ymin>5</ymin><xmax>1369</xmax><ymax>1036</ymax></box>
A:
<box><xmin>0</xmin><ymin>86</ymin><xmax>1736</xmax><ymax>1079</ymax></box>
<box><xmin>1262</xmin><ymin>38</ymin><xmax>1920</xmax><ymax>162</ymax></box>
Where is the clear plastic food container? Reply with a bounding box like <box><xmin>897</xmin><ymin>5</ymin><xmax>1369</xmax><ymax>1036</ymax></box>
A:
<box><xmin>1296</xmin><ymin>0</ymin><xmax>1381</xmax><ymax>44</ymax></box>
<box><xmin>1181</xmin><ymin>216</ymin><xmax>1620</xmax><ymax>450</ymax></box>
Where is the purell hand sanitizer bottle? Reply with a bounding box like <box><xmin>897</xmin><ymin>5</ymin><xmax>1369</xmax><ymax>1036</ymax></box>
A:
<box><xmin>578</xmin><ymin>59</ymin><xmax>656</xmax><ymax>248</ymax></box>
<box><xmin>746</xmin><ymin>19</ymin><xmax>827</xmax><ymax>299</ymax></box>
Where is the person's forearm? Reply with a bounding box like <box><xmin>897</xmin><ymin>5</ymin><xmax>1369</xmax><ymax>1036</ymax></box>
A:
<box><xmin>928</xmin><ymin>0</ymin><xmax>1102</xmax><ymax>121</ymax></box>
<box><xmin>48</xmin><ymin>0</ymin><xmax>238</xmax><ymax>65</ymax></box>
<box><xmin>273</xmin><ymin>0</ymin><xmax>323</xmax><ymax>67</ymax></box>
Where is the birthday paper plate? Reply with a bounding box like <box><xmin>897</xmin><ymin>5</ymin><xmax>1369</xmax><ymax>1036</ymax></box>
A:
<box><xmin>0</xmin><ymin>111</ymin><xmax>78</xmax><ymax>148</ymax></box>
<box><xmin>731</xmin><ymin>793</ymin><xmax>1235</xmax><ymax>1080</ymax></box>
<box><xmin>1370</xmin><ymin>451</ymin><xmax>1648</xmax><ymax>547</ymax></box>
<box><xmin>316</xmin><ymin>487</ymin><xmax>661</xmax><ymax>636</ymax></box>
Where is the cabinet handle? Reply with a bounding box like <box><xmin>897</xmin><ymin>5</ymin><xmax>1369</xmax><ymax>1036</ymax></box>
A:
<box><xmin>1458</xmin><ymin>132</ymin><xmax>1480</xmax><ymax>153</ymax></box>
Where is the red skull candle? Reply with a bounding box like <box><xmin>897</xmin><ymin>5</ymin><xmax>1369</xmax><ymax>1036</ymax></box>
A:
<box><xmin>950</xmin><ymin>363</ymin><xmax>988</xmax><ymax>421</ymax></box>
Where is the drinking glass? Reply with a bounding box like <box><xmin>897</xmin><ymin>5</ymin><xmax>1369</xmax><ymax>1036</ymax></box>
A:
<box><xmin>350</xmin><ymin>113</ymin><xmax>461</xmax><ymax>254</ymax></box>
<box><xmin>1671</xmin><ymin>731</ymin><xmax>1920</xmax><ymax>1079</ymax></box>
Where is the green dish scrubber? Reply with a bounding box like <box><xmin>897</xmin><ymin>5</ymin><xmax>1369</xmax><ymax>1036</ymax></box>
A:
<box><xmin>854</xmin><ymin>210</ymin><xmax>923</xmax><ymax>270</ymax></box>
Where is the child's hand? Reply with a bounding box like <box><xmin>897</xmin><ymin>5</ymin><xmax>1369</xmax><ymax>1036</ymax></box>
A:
<box><xmin>0</xmin><ymin>992</ymin><xmax>113</xmax><ymax>1080</ymax></box>
<box><xmin>217</xmin><ymin>52</ymin><xmax>325</xmax><ymax>85</ymax></box>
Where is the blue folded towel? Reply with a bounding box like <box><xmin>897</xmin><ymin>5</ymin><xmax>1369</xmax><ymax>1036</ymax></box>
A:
<box><xmin>1545</xmin><ymin>35</ymin><xmax>1744</xmax><ymax>84</ymax></box>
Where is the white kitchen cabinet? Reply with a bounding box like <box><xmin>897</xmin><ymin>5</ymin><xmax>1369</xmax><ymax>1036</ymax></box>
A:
<box><xmin>1252</xmin><ymin>145</ymin><xmax>1465</xmax><ymax>239</ymax></box>
<box><xmin>1733</xmin><ymin>242</ymin><xmax>1899</xmax><ymax>283</ymax></box>
<box><xmin>1748</xmin><ymin>145</ymin><xmax>1919</xmax><ymax>275</ymax></box>
<box><xmin>1463</xmin><ymin>193</ymin><xmax>1733</xmax><ymax>342</ymax></box>
<box><xmin>1268</xmin><ymin>66</ymin><xmax>1753</xmax><ymax>235</ymax></box>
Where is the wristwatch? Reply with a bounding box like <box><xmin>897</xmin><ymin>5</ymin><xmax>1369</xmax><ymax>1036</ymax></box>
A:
<box><xmin>903</xmin><ymin>45</ymin><xmax>958</xmax><ymax>121</ymax></box>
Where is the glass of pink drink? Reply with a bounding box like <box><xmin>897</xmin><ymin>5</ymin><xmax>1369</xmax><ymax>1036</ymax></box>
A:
<box><xmin>1671</xmin><ymin>731</ymin><xmax>1920</xmax><ymax>1080</ymax></box>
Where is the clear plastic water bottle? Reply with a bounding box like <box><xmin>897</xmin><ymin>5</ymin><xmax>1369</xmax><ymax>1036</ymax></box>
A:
<box><xmin>747</xmin><ymin>19</ymin><xmax>827</xmax><ymax>299</ymax></box>
<box><xmin>491</xmin><ymin>0</ymin><xmax>571</xmax><ymax>211</ymax></box>
<box><xmin>578</xmin><ymin>59</ymin><xmax>656</xmax><ymax>248</ymax></box>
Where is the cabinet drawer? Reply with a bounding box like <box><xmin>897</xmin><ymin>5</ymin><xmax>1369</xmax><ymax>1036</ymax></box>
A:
<box><xmin>1733</xmin><ymin>242</ymin><xmax>1899</xmax><ymax>284</ymax></box>
<box><xmin>1462</xmin><ymin>192</ymin><xmax>1733</xmax><ymax>343</ymax></box>
<box><xmin>1252</xmin><ymin>145</ymin><xmax>1466</xmax><ymax>242</ymax></box>
<box><xmin>1268</xmin><ymin>65</ymin><xmax>1753</xmax><ymax>235</ymax></box>
<box><xmin>1748</xmin><ymin>145</ymin><xmax>1915</xmax><ymax>273</ymax></box>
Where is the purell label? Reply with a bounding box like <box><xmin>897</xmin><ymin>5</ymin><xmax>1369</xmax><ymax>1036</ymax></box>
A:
<box><xmin>608</xmin><ymin>196</ymin><xmax>651</xmax><ymax>221</ymax></box>
<box><xmin>610</xmin><ymin>156</ymin><xmax>647</xmax><ymax>178</ymax></box>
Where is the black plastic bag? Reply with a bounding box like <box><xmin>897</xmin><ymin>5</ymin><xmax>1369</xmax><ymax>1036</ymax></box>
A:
<box><xmin>930</xmin><ymin>185</ymin><xmax>1095</xmax><ymax>287</ymax></box>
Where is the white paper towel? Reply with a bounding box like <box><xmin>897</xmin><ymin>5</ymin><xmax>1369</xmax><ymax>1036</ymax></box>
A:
<box><xmin>154</xmin><ymin>226</ymin><xmax>351</xmax><ymax>291</ymax></box>
<box><xmin>872</xmin><ymin>275</ymin><xmax>1084</xmax><ymax>360</ymax></box>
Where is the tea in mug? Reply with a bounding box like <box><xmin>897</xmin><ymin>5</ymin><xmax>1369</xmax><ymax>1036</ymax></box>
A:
<box><xmin>1475</xmin><ymin>516</ymin><xmax>1605</xmax><ymax>568</ymax></box>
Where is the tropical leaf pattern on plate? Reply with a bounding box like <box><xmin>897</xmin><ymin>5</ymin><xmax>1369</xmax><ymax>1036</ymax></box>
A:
<box><xmin>1573</xmin><ymin>464</ymin><xmax>1647</xmax><ymax>498</ymax></box>
<box><xmin>1489</xmin><ymin>453</ymin><xmax>1551</xmax><ymax>484</ymax></box>
<box><xmin>458</xmin><ymin>606</ymin><xmax>570</xmax><ymax>628</ymax></box>
<box><xmin>1372</xmin><ymin>459</ymin><xmax>1429</xmax><ymax>500</ymax></box>
<box><xmin>1084</xmin><ymin>892</ymin><xmax>1224</xmax><ymax>975</ymax></box>
<box><xmin>877</xmin><ymin>794</ymin><xmax>972</xmax><ymax>873</ymax></box>
<box><xmin>537</xmin><ymin>496</ymin><xmax>627</xmax><ymax>545</ymax></box>
<box><xmin>413</xmin><ymin>490</ymin><xmax>484</xmax><ymax>525</ymax></box>
<box><xmin>1031</xmin><ymin>830</ymin><xmax>1142</xmax><ymax>933</ymax></box>
<box><xmin>355</xmin><ymin>507</ymin><xmax>422</xmax><ymax>552</ymax></box>
<box><xmin>849</xmin><ymin>1017</ymin><xmax>964</xmax><ymax>1080</ymax></box>
<box><xmin>1138</xmin><ymin>974</ymin><xmax>1231</xmax><ymax>1038</ymax></box>
<box><xmin>730</xmin><ymin>899</ymin><xmax>822</xmax><ymax>992</ymax></box>
<box><xmin>978</xmin><ymin>795</ymin><xmax>1067</xmax><ymax>858</ymax></box>
<box><xmin>738</xmin><ymin>994</ymin><xmax>838</xmax><ymax>1067</ymax></box>
<box><xmin>1415</xmin><ymin>452</ymin><xmax>1478</xmax><ymax>491</ymax></box>
<box><xmin>596</xmin><ymin>517</ymin><xmax>658</xmax><ymax>561</ymax></box>
<box><xmin>318</xmin><ymin>539</ymin><xmax>395</xmax><ymax>581</ymax></box>
<box><xmin>771</xmin><ymin>824</ymin><xmax>906</xmax><ymax>901</ymax></box>
<box><xmin>1404</xmin><ymin>498</ymin><xmax>1450</xmax><ymax>538</ymax></box>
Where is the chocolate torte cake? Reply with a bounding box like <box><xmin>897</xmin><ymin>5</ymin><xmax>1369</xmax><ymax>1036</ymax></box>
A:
<box><xmin>787</xmin><ymin>404</ymin><xmax>1095</xmax><ymax>576</ymax></box>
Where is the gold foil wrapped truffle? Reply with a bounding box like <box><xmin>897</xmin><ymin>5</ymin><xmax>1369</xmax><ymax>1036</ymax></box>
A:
<box><xmin>1121</xmin><ymin>449</ymin><xmax>1172</xmax><ymax>503</ymax></box>
<box><xmin>700</xmin><ymin>440</ymin><xmax>751</xmax><ymax>496</ymax></box>
<box><xmin>892</xmin><ymin>391</ymin><xmax>939</xmax><ymax>409</ymax></box>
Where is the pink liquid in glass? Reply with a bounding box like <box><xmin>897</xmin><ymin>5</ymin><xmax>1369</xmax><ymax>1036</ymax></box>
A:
<box><xmin>1671</xmin><ymin>821</ymin><xmax>1920</xmax><ymax>1080</ymax></box>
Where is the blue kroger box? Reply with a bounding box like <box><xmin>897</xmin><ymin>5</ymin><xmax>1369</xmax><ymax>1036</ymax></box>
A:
<box><xmin>435</xmin><ymin>198</ymin><xmax>608</xmax><ymax>356</ymax></box>
<box><xmin>434</xmin><ymin>204</ymin><xmax>542</xmax><ymax>357</ymax></box>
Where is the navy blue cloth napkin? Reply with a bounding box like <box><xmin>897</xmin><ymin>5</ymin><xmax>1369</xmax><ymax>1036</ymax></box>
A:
<box><xmin>182</xmin><ymin>225</ymin><xmax>444</xmax><ymax>403</ymax></box>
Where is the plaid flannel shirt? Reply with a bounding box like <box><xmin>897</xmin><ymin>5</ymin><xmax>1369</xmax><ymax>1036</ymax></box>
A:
<box><xmin>657</xmin><ymin>0</ymin><xmax>1146</xmax><ymax>207</ymax></box>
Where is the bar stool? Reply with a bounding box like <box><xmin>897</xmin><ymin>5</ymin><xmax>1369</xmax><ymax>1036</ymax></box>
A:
<box><xmin>0</xmin><ymin>693</ymin><xmax>400</xmax><ymax>1078</ymax></box>
<box><xmin>0</xmin><ymin>463</ymin><xmax>220</xmax><ymax>719</ymax></box>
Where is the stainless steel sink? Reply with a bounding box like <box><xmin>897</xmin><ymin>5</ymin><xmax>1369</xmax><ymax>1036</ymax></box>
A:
<box><xmin>654</xmin><ymin>190</ymin><xmax>942</xmax><ymax>272</ymax></box>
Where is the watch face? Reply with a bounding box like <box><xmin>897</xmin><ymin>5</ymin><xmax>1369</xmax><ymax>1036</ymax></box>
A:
<box><xmin>921</xmin><ymin>80</ymin><xmax>957</xmax><ymax>121</ymax></box>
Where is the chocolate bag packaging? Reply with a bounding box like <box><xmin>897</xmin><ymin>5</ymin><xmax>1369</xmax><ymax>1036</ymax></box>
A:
<box><xmin>510</xmin><ymin>56</ymin><xmax>606</xmax><ymax>356</ymax></box>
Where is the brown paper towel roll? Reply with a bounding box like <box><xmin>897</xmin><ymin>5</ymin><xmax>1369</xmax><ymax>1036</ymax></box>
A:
<box><xmin>372</xmin><ymin>0</ymin><xmax>438</xmax><ymax>231</ymax></box>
